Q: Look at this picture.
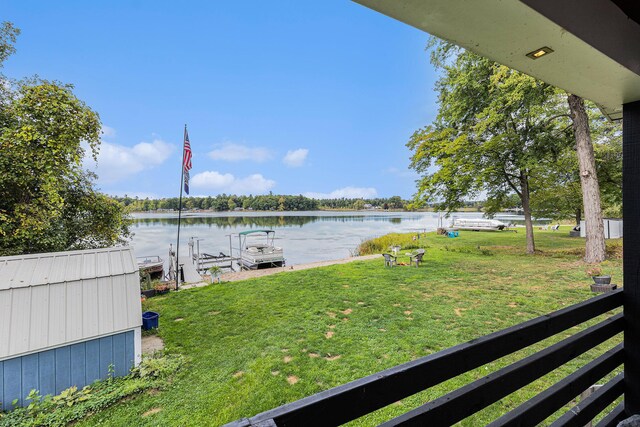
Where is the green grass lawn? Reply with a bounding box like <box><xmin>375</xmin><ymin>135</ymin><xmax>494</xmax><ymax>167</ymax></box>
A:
<box><xmin>79</xmin><ymin>228</ymin><xmax>623</xmax><ymax>426</ymax></box>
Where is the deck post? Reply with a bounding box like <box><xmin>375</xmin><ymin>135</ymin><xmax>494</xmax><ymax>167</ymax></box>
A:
<box><xmin>624</xmin><ymin>100</ymin><xmax>640</xmax><ymax>415</ymax></box>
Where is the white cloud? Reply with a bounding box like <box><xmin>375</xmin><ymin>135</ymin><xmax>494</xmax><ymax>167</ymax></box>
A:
<box><xmin>208</xmin><ymin>142</ymin><xmax>272</xmax><ymax>162</ymax></box>
<box><xmin>304</xmin><ymin>186</ymin><xmax>378</xmax><ymax>199</ymax></box>
<box><xmin>101</xmin><ymin>125</ymin><xmax>116</xmax><ymax>138</ymax></box>
<box><xmin>282</xmin><ymin>148</ymin><xmax>309</xmax><ymax>167</ymax></box>
<box><xmin>85</xmin><ymin>139</ymin><xmax>175</xmax><ymax>183</ymax></box>
<box><xmin>191</xmin><ymin>171</ymin><xmax>276</xmax><ymax>195</ymax></box>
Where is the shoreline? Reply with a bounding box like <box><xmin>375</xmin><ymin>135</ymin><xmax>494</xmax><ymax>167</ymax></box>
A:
<box><xmin>220</xmin><ymin>254</ymin><xmax>380</xmax><ymax>282</ymax></box>
<box><xmin>181</xmin><ymin>254</ymin><xmax>380</xmax><ymax>288</ymax></box>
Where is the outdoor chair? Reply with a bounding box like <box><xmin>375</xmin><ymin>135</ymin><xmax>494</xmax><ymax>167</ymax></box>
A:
<box><xmin>382</xmin><ymin>253</ymin><xmax>397</xmax><ymax>267</ymax></box>
<box><xmin>409</xmin><ymin>251</ymin><xmax>424</xmax><ymax>267</ymax></box>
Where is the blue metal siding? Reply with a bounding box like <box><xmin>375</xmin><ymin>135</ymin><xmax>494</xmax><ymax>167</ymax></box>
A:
<box><xmin>38</xmin><ymin>350</ymin><xmax>56</xmax><ymax>398</ymax></box>
<box><xmin>21</xmin><ymin>354</ymin><xmax>38</xmax><ymax>399</ymax></box>
<box><xmin>3</xmin><ymin>359</ymin><xmax>20</xmax><ymax>410</ymax></box>
<box><xmin>85</xmin><ymin>339</ymin><xmax>100</xmax><ymax>384</ymax></box>
<box><xmin>99</xmin><ymin>336</ymin><xmax>114</xmax><ymax>378</ymax></box>
<box><xmin>0</xmin><ymin>330</ymin><xmax>135</xmax><ymax>411</ymax></box>
<box><xmin>70</xmin><ymin>343</ymin><xmax>85</xmax><ymax>387</ymax></box>
<box><xmin>0</xmin><ymin>361</ymin><xmax>3</xmax><ymax>411</ymax></box>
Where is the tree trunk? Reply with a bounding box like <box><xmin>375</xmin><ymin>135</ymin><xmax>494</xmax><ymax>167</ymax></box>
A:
<box><xmin>567</xmin><ymin>94</ymin><xmax>606</xmax><ymax>263</ymax></box>
<box><xmin>519</xmin><ymin>171</ymin><xmax>536</xmax><ymax>254</ymax></box>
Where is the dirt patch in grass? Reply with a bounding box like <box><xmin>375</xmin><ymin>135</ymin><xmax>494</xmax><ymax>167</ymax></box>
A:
<box><xmin>324</xmin><ymin>354</ymin><xmax>342</xmax><ymax>361</ymax></box>
<box><xmin>287</xmin><ymin>376</ymin><xmax>299</xmax><ymax>385</ymax></box>
<box><xmin>283</xmin><ymin>356</ymin><xmax>292</xmax><ymax>363</ymax></box>
<box><xmin>326</xmin><ymin>312</ymin><xmax>337</xmax><ymax>318</ymax></box>
<box><xmin>309</xmin><ymin>353</ymin><xmax>320</xmax><ymax>358</ymax></box>
<box><xmin>142</xmin><ymin>407</ymin><xmax>162</xmax><ymax>417</ymax></box>
<box><xmin>271</xmin><ymin>371</ymin><xmax>280</xmax><ymax>376</ymax></box>
<box><xmin>232</xmin><ymin>371</ymin><xmax>244</xmax><ymax>378</ymax></box>
<box><xmin>341</xmin><ymin>308</ymin><xmax>353</xmax><ymax>315</ymax></box>
<box><xmin>454</xmin><ymin>308</ymin><xmax>464</xmax><ymax>317</ymax></box>
<box><xmin>325</xmin><ymin>331</ymin><xmax>334</xmax><ymax>339</ymax></box>
<box><xmin>142</xmin><ymin>335</ymin><xmax>165</xmax><ymax>354</ymax></box>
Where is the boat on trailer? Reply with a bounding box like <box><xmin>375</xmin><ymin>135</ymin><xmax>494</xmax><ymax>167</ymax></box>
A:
<box><xmin>238</xmin><ymin>229</ymin><xmax>285</xmax><ymax>270</ymax></box>
<box><xmin>450</xmin><ymin>218</ymin><xmax>506</xmax><ymax>231</ymax></box>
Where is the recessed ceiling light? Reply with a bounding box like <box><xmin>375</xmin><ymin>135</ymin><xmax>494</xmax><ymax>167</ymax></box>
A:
<box><xmin>526</xmin><ymin>46</ymin><xmax>554</xmax><ymax>59</ymax></box>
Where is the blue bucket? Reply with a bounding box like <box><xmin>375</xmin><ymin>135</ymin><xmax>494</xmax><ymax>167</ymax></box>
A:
<box><xmin>142</xmin><ymin>311</ymin><xmax>159</xmax><ymax>330</ymax></box>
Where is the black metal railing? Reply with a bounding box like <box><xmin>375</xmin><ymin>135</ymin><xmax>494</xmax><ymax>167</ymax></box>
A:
<box><xmin>225</xmin><ymin>289</ymin><xmax>624</xmax><ymax>427</ymax></box>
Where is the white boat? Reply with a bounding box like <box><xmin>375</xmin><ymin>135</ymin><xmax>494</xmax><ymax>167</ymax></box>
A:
<box><xmin>238</xmin><ymin>230</ymin><xmax>285</xmax><ymax>270</ymax></box>
<box><xmin>450</xmin><ymin>218</ymin><xmax>506</xmax><ymax>231</ymax></box>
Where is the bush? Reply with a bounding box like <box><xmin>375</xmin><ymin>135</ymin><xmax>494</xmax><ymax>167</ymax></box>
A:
<box><xmin>357</xmin><ymin>233</ymin><xmax>428</xmax><ymax>255</ymax></box>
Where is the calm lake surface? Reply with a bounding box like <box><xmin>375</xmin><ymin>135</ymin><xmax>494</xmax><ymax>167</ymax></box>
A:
<box><xmin>130</xmin><ymin>211</ymin><xmax>545</xmax><ymax>267</ymax></box>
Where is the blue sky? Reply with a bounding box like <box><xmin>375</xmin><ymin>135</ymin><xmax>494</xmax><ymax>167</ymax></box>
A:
<box><xmin>3</xmin><ymin>0</ymin><xmax>438</xmax><ymax>199</ymax></box>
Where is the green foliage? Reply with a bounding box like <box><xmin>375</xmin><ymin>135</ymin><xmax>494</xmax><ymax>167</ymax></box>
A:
<box><xmin>410</xmin><ymin>41</ymin><xmax>570</xmax><ymax>209</ymax></box>
<box><xmin>113</xmin><ymin>194</ymin><xmax>409</xmax><ymax>212</ymax></box>
<box><xmin>0</xmin><ymin>22</ymin><xmax>131</xmax><ymax>255</ymax></box>
<box><xmin>409</xmin><ymin>39</ymin><xmax>578</xmax><ymax>252</ymax></box>
<box><xmin>530</xmin><ymin>102</ymin><xmax>622</xmax><ymax>222</ymax></box>
<box><xmin>134</xmin><ymin>353</ymin><xmax>186</xmax><ymax>380</ymax></box>
<box><xmin>357</xmin><ymin>232</ymin><xmax>427</xmax><ymax>255</ymax></box>
<box><xmin>0</xmin><ymin>22</ymin><xmax>19</xmax><ymax>69</ymax></box>
<box><xmin>0</xmin><ymin>353</ymin><xmax>185</xmax><ymax>427</ymax></box>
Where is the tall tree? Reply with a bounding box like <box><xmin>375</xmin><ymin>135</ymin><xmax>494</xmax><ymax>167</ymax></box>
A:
<box><xmin>0</xmin><ymin>22</ymin><xmax>131</xmax><ymax>255</ymax></box>
<box><xmin>568</xmin><ymin>95</ymin><xmax>606</xmax><ymax>263</ymax></box>
<box><xmin>408</xmin><ymin>42</ymin><xmax>572</xmax><ymax>253</ymax></box>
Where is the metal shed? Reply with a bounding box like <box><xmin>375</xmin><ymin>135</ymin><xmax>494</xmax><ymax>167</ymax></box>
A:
<box><xmin>0</xmin><ymin>247</ymin><xmax>142</xmax><ymax>410</ymax></box>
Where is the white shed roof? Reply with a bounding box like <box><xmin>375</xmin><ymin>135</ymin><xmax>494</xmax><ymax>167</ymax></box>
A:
<box><xmin>0</xmin><ymin>247</ymin><xmax>142</xmax><ymax>361</ymax></box>
<box><xmin>0</xmin><ymin>246</ymin><xmax>138</xmax><ymax>290</ymax></box>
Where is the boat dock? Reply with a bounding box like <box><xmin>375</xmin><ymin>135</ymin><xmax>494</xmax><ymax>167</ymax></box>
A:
<box><xmin>178</xmin><ymin>256</ymin><xmax>204</xmax><ymax>283</ymax></box>
<box><xmin>192</xmin><ymin>252</ymin><xmax>239</xmax><ymax>272</ymax></box>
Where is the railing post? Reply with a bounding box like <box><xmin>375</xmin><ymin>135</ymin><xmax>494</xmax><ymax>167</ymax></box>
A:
<box><xmin>623</xmin><ymin>100</ymin><xmax>640</xmax><ymax>415</ymax></box>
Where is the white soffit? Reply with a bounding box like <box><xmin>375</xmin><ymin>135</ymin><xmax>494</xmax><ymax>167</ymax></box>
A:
<box><xmin>353</xmin><ymin>0</ymin><xmax>640</xmax><ymax>120</ymax></box>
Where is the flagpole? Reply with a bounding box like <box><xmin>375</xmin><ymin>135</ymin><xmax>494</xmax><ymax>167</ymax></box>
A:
<box><xmin>175</xmin><ymin>124</ymin><xmax>187</xmax><ymax>290</ymax></box>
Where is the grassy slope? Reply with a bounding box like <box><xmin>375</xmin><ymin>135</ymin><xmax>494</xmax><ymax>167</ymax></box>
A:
<box><xmin>80</xmin><ymin>228</ymin><xmax>622</xmax><ymax>426</ymax></box>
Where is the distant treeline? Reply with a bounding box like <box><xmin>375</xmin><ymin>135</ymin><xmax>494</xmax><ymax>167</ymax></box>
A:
<box><xmin>113</xmin><ymin>194</ymin><xmax>409</xmax><ymax>212</ymax></box>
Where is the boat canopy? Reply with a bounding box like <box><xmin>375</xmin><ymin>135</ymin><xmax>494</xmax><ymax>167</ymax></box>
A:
<box><xmin>239</xmin><ymin>229</ymin><xmax>275</xmax><ymax>235</ymax></box>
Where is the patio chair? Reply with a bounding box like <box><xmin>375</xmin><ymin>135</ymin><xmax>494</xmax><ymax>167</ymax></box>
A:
<box><xmin>409</xmin><ymin>251</ymin><xmax>425</xmax><ymax>267</ymax></box>
<box><xmin>382</xmin><ymin>253</ymin><xmax>397</xmax><ymax>267</ymax></box>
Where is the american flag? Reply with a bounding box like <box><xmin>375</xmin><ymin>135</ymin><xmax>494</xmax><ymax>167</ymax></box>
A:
<box><xmin>183</xmin><ymin>127</ymin><xmax>192</xmax><ymax>194</ymax></box>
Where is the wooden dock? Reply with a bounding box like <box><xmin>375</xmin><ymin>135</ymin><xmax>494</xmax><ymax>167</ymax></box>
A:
<box><xmin>178</xmin><ymin>256</ymin><xmax>204</xmax><ymax>283</ymax></box>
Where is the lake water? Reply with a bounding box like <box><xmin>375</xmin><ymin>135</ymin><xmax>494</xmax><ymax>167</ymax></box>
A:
<box><xmin>130</xmin><ymin>211</ymin><xmax>545</xmax><ymax>267</ymax></box>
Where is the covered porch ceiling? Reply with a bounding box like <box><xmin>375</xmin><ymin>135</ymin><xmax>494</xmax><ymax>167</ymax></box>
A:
<box><xmin>353</xmin><ymin>0</ymin><xmax>640</xmax><ymax>120</ymax></box>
